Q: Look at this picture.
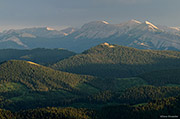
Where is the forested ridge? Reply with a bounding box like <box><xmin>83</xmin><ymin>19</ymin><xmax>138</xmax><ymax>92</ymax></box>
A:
<box><xmin>52</xmin><ymin>43</ymin><xmax>180</xmax><ymax>78</ymax></box>
<box><xmin>0</xmin><ymin>60</ymin><xmax>95</xmax><ymax>91</ymax></box>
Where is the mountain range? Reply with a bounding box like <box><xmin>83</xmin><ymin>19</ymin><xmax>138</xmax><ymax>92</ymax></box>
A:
<box><xmin>0</xmin><ymin>20</ymin><xmax>180</xmax><ymax>118</ymax></box>
<box><xmin>0</xmin><ymin>20</ymin><xmax>180</xmax><ymax>52</ymax></box>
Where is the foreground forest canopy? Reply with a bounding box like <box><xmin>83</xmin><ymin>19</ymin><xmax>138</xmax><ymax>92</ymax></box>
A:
<box><xmin>0</xmin><ymin>43</ymin><xmax>179</xmax><ymax>119</ymax></box>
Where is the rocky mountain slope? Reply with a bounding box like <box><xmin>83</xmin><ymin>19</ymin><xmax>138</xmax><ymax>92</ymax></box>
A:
<box><xmin>0</xmin><ymin>20</ymin><xmax>180</xmax><ymax>52</ymax></box>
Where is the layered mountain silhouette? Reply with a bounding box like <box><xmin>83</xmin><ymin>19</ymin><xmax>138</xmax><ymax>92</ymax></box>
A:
<box><xmin>0</xmin><ymin>20</ymin><xmax>180</xmax><ymax>52</ymax></box>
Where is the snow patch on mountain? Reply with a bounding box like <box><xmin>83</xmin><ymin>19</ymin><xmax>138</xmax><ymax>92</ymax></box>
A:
<box><xmin>145</xmin><ymin>21</ymin><xmax>159</xmax><ymax>30</ymax></box>
<box><xmin>170</xmin><ymin>27</ymin><xmax>180</xmax><ymax>31</ymax></box>
<box><xmin>131</xmin><ymin>19</ymin><xmax>141</xmax><ymax>24</ymax></box>
<box><xmin>46</xmin><ymin>27</ymin><xmax>55</xmax><ymax>31</ymax></box>
<box><xmin>102</xmin><ymin>21</ymin><xmax>109</xmax><ymax>24</ymax></box>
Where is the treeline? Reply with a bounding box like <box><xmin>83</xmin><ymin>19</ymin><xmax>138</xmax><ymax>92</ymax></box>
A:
<box><xmin>0</xmin><ymin>95</ymin><xmax>179</xmax><ymax>119</ymax></box>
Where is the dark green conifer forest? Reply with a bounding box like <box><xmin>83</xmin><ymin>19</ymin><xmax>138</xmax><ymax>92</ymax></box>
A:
<box><xmin>0</xmin><ymin>45</ymin><xmax>179</xmax><ymax>119</ymax></box>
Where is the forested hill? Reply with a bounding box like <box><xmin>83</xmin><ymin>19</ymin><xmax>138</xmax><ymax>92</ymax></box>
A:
<box><xmin>51</xmin><ymin>43</ymin><xmax>180</xmax><ymax>78</ymax></box>
<box><xmin>0</xmin><ymin>60</ymin><xmax>94</xmax><ymax>91</ymax></box>
<box><xmin>0</xmin><ymin>48</ymin><xmax>76</xmax><ymax>65</ymax></box>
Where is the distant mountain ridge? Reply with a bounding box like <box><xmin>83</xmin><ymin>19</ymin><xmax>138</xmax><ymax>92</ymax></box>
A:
<box><xmin>0</xmin><ymin>20</ymin><xmax>180</xmax><ymax>52</ymax></box>
<box><xmin>64</xmin><ymin>20</ymin><xmax>180</xmax><ymax>52</ymax></box>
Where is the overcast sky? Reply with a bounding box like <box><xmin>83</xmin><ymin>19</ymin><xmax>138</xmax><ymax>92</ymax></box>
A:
<box><xmin>0</xmin><ymin>0</ymin><xmax>179</xmax><ymax>31</ymax></box>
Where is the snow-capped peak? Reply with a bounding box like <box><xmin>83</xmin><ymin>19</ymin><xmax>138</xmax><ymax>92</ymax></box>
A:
<box><xmin>145</xmin><ymin>21</ymin><xmax>159</xmax><ymax>30</ymax></box>
<box><xmin>46</xmin><ymin>27</ymin><xmax>54</xmax><ymax>31</ymax></box>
